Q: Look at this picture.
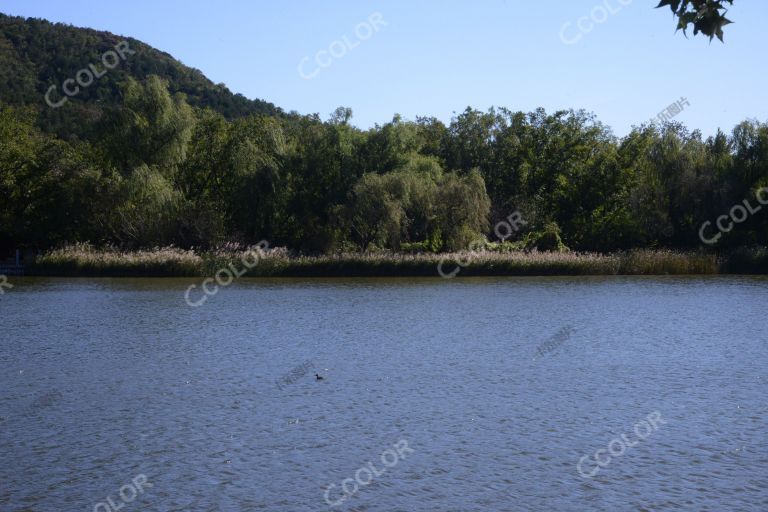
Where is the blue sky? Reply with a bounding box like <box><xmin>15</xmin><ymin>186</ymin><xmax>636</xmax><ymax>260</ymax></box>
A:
<box><xmin>2</xmin><ymin>0</ymin><xmax>766</xmax><ymax>136</ymax></box>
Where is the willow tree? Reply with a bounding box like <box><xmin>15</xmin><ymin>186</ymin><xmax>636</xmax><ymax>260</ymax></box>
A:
<box><xmin>99</xmin><ymin>75</ymin><xmax>195</xmax><ymax>176</ymax></box>
<box><xmin>106</xmin><ymin>164</ymin><xmax>183</xmax><ymax>247</ymax></box>
<box><xmin>436</xmin><ymin>169</ymin><xmax>491</xmax><ymax>251</ymax></box>
<box><xmin>94</xmin><ymin>76</ymin><xmax>196</xmax><ymax>246</ymax></box>
<box><xmin>347</xmin><ymin>172</ymin><xmax>407</xmax><ymax>250</ymax></box>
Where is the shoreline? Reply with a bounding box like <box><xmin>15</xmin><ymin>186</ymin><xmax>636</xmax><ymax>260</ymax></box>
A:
<box><xmin>20</xmin><ymin>246</ymin><xmax>768</xmax><ymax>278</ymax></box>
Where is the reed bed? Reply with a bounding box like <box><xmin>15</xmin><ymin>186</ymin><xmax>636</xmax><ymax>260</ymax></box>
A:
<box><xmin>616</xmin><ymin>249</ymin><xmax>719</xmax><ymax>275</ymax></box>
<box><xmin>256</xmin><ymin>250</ymin><xmax>620</xmax><ymax>277</ymax></box>
<box><xmin>248</xmin><ymin>249</ymin><xmax>721</xmax><ymax>277</ymax></box>
<box><xmin>30</xmin><ymin>243</ymin><xmax>204</xmax><ymax>276</ymax></box>
<box><xmin>25</xmin><ymin>244</ymin><xmax>750</xmax><ymax>277</ymax></box>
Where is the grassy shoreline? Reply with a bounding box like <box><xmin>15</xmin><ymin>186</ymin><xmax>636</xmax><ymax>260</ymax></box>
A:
<box><xmin>23</xmin><ymin>245</ymin><xmax>768</xmax><ymax>277</ymax></box>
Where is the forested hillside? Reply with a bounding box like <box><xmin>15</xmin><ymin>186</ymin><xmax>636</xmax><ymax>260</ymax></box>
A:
<box><xmin>1</xmin><ymin>14</ymin><xmax>767</xmax><ymax>258</ymax></box>
<box><xmin>0</xmin><ymin>13</ymin><xmax>283</xmax><ymax>138</ymax></box>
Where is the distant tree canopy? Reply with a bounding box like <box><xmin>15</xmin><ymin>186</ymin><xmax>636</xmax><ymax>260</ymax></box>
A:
<box><xmin>2</xmin><ymin>75</ymin><xmax>768</xmax><ymax>256</ymax></box>
<box><xmin>0</xmin><ymin>13</ymin><xmax>284</xmax><ymax>139</ymax></box>
<box><xmin>658</xmin><ymin>0</ymin><xmax>734</xmax><ymax>41</ymax></box>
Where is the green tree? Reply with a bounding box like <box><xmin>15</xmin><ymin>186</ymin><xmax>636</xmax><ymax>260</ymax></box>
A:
<box><xmin>347</xmin><ymin>173</ymin><xmax>407</xmax><ymax>250</ymax></box>
<box><xmin>100</xmin><ymin>75</ymin><xmax>195</xmax><ymax>176</ymax></box>
<box><xmin>106</xmin><ymin>165</ymin><xmax>183</xmax><ymax>247</ymax></box>
<box><xmin>435</xmin><ymin>169</ymin><xmax>491</xmax><ymax>250</ymax></box>
<box><xmin>284</xmin><ymin>112</ymin><xmax>364</xmax><ymax>251</ymax></box>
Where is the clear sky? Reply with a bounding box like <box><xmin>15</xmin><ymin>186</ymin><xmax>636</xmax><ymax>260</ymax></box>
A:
<box><xmin>2</xmin><ymin>0</ymin><xmax>765</xmax><ymax>137</ymax></box>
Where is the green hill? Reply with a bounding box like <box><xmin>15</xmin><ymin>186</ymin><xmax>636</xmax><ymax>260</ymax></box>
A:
<box><xmin>0</xmin><ymin>13</ymin><xmax>284</xmax><ymax>137</ymax></box>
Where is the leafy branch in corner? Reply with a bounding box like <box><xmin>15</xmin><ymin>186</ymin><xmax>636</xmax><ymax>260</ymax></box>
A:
<box><xmin>657</xmin><ymin>0</ymin><xmax>734</xmax><ymax>42</ymax></box>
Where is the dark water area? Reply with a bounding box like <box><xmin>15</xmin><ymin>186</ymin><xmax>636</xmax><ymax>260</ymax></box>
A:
<box><xmin>1</xmin><ymin>276</ymin><xmax>767</xmax><ymax>511</ymax></box>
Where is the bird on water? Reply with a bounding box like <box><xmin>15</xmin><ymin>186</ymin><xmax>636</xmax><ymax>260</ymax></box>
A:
<box><xmin>315</xmin><ymin>373</ymin><xmax>324</xmax><ymax>381</ymax></box>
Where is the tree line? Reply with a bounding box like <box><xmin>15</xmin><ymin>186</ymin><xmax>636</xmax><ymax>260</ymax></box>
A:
<box><xmin>1</xmin><ymin>75</ymin><xmax>767</xmax><ymax>256</ymax></box>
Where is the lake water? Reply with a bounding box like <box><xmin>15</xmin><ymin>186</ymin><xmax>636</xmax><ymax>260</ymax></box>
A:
<box><xmin>1</xmin><ymin>276</ymin><xmax>767</xmax><ymax>511</ymax></box>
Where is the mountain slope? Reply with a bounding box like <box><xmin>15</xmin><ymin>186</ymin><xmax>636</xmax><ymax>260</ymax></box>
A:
<box><xmin>0</xmin><ymin>13</ymin><xmax>284</xmax><ymax>137</ymax></box>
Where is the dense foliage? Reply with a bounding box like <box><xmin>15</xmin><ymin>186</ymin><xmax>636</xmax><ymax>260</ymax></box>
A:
<box><xmin>2</xmin><ymin>74</ymin><xmax>767</xmax><ymax>257</ymax></box>
<box><xmin>0</xmin><ymin>13</ymin><xmax>283</xmax><ymax>139</ymax></box>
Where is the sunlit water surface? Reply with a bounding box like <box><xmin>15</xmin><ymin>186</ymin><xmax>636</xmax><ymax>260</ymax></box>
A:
<box><xmin>1</xmin><ymin>276</ymin><xmax>767</xmax><ymax>511</ymax></box>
